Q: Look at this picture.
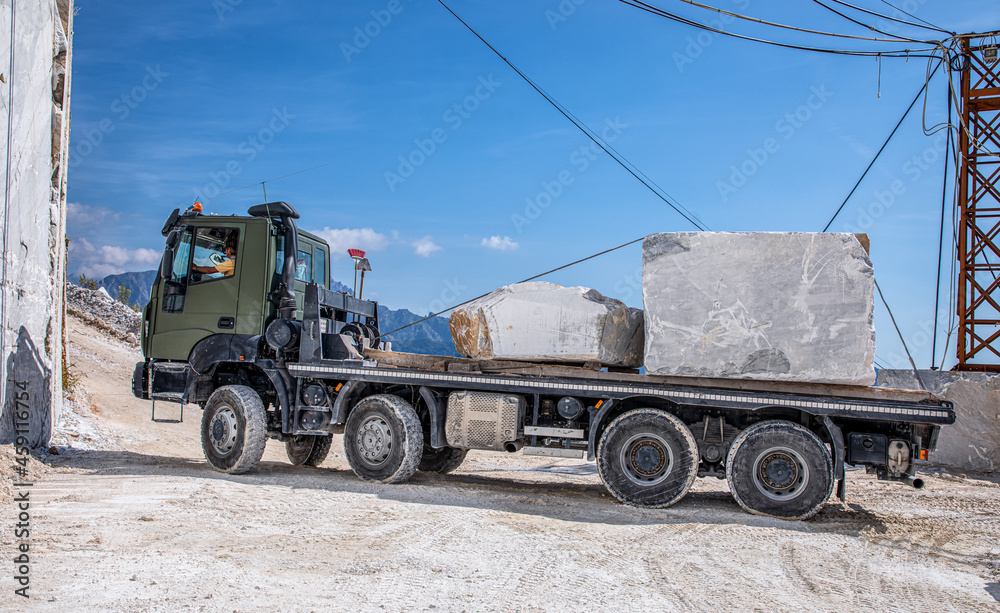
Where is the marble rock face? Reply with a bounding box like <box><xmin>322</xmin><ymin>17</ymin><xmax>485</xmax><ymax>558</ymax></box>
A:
<box><xmin>642</xmin><ymin>232</ymin><xmax>876</xmax><ymax>385</ymax></box>
<box><xmin>449</xmin><ymin>281</ymin><xmax>644</xmax><ymax>367</ymax></box>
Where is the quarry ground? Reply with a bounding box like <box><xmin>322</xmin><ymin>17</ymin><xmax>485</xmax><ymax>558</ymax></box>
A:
<box><xmin>2</xmin><ymin>315</ymin><xmax>1000</xmax><ymax>612</ymax></box>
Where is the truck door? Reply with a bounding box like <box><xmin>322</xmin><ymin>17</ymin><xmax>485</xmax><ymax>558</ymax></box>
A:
<box><xmin>149</xmin><ymin>223</ymin><xmax>246</xmax><ymax>360</ymax></box>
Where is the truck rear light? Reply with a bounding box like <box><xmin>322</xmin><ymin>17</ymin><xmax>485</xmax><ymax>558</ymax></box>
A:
<box><xmin>919</xmin><ymin>448</ymin><xmax>928</xmax><ymax>460</ymax></box>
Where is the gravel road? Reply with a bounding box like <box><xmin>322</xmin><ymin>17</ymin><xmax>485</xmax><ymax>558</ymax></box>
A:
<box><xmin>2</xmin><ymin>314</ymin><xmax>999</xmax><ymax>612</ymax></box>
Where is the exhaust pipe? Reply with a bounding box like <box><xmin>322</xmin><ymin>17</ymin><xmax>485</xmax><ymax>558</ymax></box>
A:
<box><xmin>902</xmin><ymin>475</ymin><xmax>925</xmax><ymax>489</ymax></box>
<box><xmin>504</xmin><ymin>441</ymin><xmax>523</xmax><ymax>453</ymax></box>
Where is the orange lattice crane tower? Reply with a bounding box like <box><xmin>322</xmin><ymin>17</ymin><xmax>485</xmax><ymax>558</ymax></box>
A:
<box><xmin>956</xmin><ymin>33</ymin><xmax>1000</xmax><ymax>372</ymax></box>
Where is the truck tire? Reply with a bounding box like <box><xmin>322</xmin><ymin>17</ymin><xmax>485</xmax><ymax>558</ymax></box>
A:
<box><xmin>344</xmin><ymin>394</ymin><xmax>423</xmax><ymax>484</ymax></box>
<box><xmin>201</xmin><ymin>385</ymin><xmax>268</xmax><ymax>474</ymax></box>
<box><xmin>285</xmin><ymin>435</ymin><xmax>332</xmax><ymax>467</ymax></box>
<box><xmin>597</xmin><ymin>409</ymin><xmax>699</xmax><ymax>508</ymax></box>
<box><xmin>304</xmin><ymin>434</ymin><xmax>333</xmax><ymax>467</ymax></box>
<box><xmin>726</xmin><ymin>420</ymin><xmax>834</xmax><ymax>520</ymax></box>
<box><xmin>418</xmin><ymin>445</ymin><xmax>467</xmax><ymax>474</ymax></box>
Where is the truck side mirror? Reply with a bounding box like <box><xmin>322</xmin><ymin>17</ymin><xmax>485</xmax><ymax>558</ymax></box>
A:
<box><xmin>160</xmin><ymin>229</ymin><xmax>177</xmax><ymax>280</ymax></box>
<box><xmin>160</xmin><ymin>248</ymin><xmax>174</xmax><ymax>280</ymax></box>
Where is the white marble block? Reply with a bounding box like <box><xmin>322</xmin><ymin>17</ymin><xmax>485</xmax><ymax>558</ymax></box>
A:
<box><xmin>642</xmin><ymin>232</ymin><xmax>876</xmax><ymax>385</ymax></box>
<box><xmin>449</xmin><ymin>281</ymin><xmax>644</xmax><ymax>367</ymax></box>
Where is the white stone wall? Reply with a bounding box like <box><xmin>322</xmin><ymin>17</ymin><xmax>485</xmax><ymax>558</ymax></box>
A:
<box><xmin>0</xmin><ymin>0</ymin><xmax>73</xmax><ymax>448</ymax></box>
<box><xmin>878</xmin><ymin>369</ymin><xmax>1000</xmax><ymax>474</ymax></box>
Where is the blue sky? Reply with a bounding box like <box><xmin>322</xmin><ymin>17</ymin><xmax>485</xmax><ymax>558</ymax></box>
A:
<box><xmin>66</xmin><ymin>0</ymin><xmax>998</xmax><ymax>370</ymax></box>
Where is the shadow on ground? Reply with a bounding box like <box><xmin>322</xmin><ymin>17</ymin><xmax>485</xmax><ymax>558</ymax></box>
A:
<box><xmin>36</xmin><ymin>445</ymin><xmax>887</xmax><ymax>535</ymax></box>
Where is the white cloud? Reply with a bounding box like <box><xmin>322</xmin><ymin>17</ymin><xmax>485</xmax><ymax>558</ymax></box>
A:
<box><xmin>312</xmin><ymin>227</ymin><xmax>390</xmax><ymax>260</ymax></box>
<box><xmin>413</xmin><ymin>235</ymin><xmax>442</xmax><ymax>257</ymax></box>
<box><xmin>67</xmin><ymin>202</ymin><xmax>120</xmax><ymax>229</ymax></box>
<box><xmin>70</xmin><ymin>237</ymin><xmax>161</xmax><ymax>279</ymax></box>
<box><xmin>481</xmin><ymin>235</ymin><xmax>519</xmax><ymax>251</ymax></box>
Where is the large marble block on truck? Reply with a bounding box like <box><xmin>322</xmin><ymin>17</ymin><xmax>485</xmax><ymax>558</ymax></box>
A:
<box><xmin>642</xmin><ymin>232</ymin><xmax>876</xmax><ymax>385</ymax></box>
<box><xmin>449</xmin><ymin>281</ymin><xmax>644</xmax><ymax>367</ymax></box>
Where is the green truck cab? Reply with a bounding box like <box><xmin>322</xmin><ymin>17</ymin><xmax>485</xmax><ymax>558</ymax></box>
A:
<box><xmin>141</xmin><ymin>203</ymin><xmax>333</xmax><ymax>361</ymax></box>
<box><xmin>132</xmin><ymin>201</ymin><xmax>382</xmax><ymax>468</ymax></box>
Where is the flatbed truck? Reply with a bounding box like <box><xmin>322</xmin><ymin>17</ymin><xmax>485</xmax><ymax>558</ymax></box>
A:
<box><xmin>132</xmin><ymin>201</ymin><xmax>956</xmax><ymax>520</ymax></box>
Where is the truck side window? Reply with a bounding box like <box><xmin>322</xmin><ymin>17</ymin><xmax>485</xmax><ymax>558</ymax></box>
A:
<box><xmin>315</xmin><ymin>248</ymin><xmax>327</xmax><ymax>287</ymax></box>
<box><xmin>190</xmin><ymin>227</ymin><xmax>239</xmax><ymax>284</ymax></box>
<box><xmin>295</xmin><ymin>249</ymin><xmax>312</xmax><ymax>282</ymax></box>
<box><xmin>169</xmin><ymin>230</ymin><xmax>193</xmax><ymax>284</ymax></box>
<box><xmin>163</xmin><ymin>229</ymin><xmax>194</xmax><ymax>313</ymax></box>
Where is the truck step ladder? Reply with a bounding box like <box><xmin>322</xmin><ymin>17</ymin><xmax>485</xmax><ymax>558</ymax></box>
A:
<box><xmin>151</xmin><ymin>399</ymin><xmax>184</xmax><ymax>423</ymax></box>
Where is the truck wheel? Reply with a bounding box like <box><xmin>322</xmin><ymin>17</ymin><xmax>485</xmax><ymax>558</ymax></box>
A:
<box><xmin>597</xmin><ymin>409</ymin><xmax>698</xmax><ymax>508</ymax></box>
<box><xmin>201</xmin><ymin>385</ymin><xmax>267</xmax><ymax>474</ymax></box>
<box><xmin>304</xmin><ymin>434</ymin><xmax>333</xmax><ymax>467</ymax></box>
<box><xmin>726</xmin><ymin>420</ymin><xmax>834</xmax><ymax>520</ymax></box>
<box><xmin>344</xmin><ymin>394</ymin><xmax>423</xmax><ymax>483</ymax></box>
<box><xmin>418</xmin><ymin>445</ymin><xmax>467</xmax><ymax>474</ymax></box>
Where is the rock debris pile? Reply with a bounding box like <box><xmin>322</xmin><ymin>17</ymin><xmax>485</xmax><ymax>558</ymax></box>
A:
<box><xmin>66</xmin><ymin>284</ymin><xmax>142</xmax><ymax>344</ymax></box>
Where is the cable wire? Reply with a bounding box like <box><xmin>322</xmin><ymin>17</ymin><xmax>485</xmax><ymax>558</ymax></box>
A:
<box><xmin>809</xmin><ymin>0</ymin><xmax>941</xmax><ymax>42</ymax></box>
<box><xmin>671</xmin><ymin>0</ymin><xmax>921</xmax><ymax>43</ymax></box>
<box><xmin>378</xmin><ymin>236</ymin><xmax>646</xmax><ymax>337</ymax></box>
<box><xmin>931</xmin><ymin>87</ymin><xmax>952</xmax><ymax>368</ymax></box>
<box><xmin>821</xmin><ymin>60</ymin><xmax>941</xmax><ymax>231</ymax></box>
<box><xmin>876</xmin><ymin>0</ymin><xmax>955</xmax><ymax>35</ymax></box>
<box><xmin>618</xmin><ymin>0</ymin><xmax>939</xmax><ymax>58</ymax></box>
<box><xmin>205</xmin><ymin>164</ymin><xmax>328</xmax><ymax>201</ymax></box>
<box><xmin>875</xmin><ymin>279</ymin><xmax>927</xmax><ymax>390</ymax></box>
<box><xmin>438</xmin><ymin>0</ymin><xmax>708</xmax><ymax>231</ymax></box>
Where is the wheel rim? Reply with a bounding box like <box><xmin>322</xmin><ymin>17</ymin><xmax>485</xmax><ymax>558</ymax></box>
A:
<box><xmin>752</xmin><ymin>446</ymin><xmax>810</xmax><ymax>501</ymax></box>
<box><xmin>620</xmin><ymin>433</ymin><xmax>673</xmax><ymax>486</ymax></box>
<box><xmin>209</xmin><ymin>406</ymin><xmax>238</xmax><ymax>455</ymax></box>
<box><xmin>356</xmin><ymin>415</ymin><xmax>393</xmax><ymax>468</ymax></box>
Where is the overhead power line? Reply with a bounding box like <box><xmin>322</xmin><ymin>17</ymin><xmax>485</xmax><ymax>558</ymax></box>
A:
<box><xmin>875</xmin><ymin>0</ymin><xmax>957</xmax><ymax>35</ymax></box>
<box><xmin>671</xmin><ymin>0</ymin><xmax>925</xmax><ymax>43</ymax></box>
<box><xmin>437</xmin><ymin>0</ymin><xmax>708</xmax><ymax>231</ymax></box>
<box><xmin>875</xmin><ymin>279</ymin><xmax>927</xmax><ymax>389</ymax></box>
<box><xmin>931</xmin><ymin>87</ymin><xmax>953</xmax><ymax>369</ymax></box>
<box><xmin>808</xmin><ymin>0</ymin><xmax>937</xmax><ymax>44</ymax></box>
<box><xmin>618</xmin><ymin>0</ymin><xmax>940</xmax><ymax>58</ymax></box>
<box><xmin>820</xmin><ymin>60</ymin><xmax>942</xmax><ymax>232</ymax></box>
<box><xmin>205</xmin><ymin>164</ymin><xmax>329</xmax><ymax>201</ymax></box>
<box><xmin>379</xmin><ymin>236</ymin><xmax>646</xmax><ymax>337</ymax></box>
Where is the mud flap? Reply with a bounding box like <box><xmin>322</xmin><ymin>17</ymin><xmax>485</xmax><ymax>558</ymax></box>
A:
<box><xmin>822</xmin><ymin>416</ymin><xmax>847</xmax><ymax>502</ymax></box>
